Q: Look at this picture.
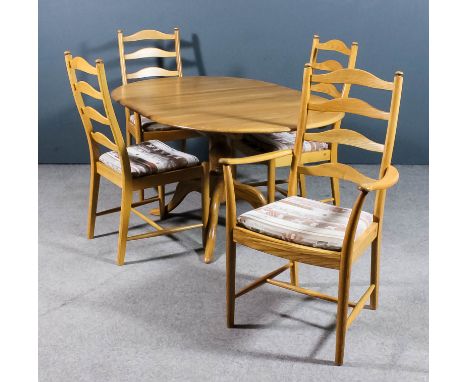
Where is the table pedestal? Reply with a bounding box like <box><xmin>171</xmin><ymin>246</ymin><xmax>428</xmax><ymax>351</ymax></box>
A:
<box><xmin>151</xmin><ymin>133</ymin><xmax>267</xmax><ymax>262</ymax></box>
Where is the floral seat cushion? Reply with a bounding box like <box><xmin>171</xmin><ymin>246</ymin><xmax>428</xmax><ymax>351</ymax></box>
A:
<box><xmin>237</xmin><ymin>196</ymin><xmax>373</xmax><ymax>251</ymax></box>
<box><xmin>243</xmin><ymin>132</ymin><xmax>328</xmax><ymax>153</ymax></box>
<box><xmin>99</xmin><ymin>140</ymin><xmax>199</xmax><ymax>178</ymax></box>
<box><xmin>129</xmin><ymin>114</ymin><xmax>176</xmax><ymax>132</ymax></box>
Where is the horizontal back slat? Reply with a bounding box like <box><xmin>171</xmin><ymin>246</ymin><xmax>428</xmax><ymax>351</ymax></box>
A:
<box><xmin>81</xmin><ymin>106</ymin><xmax>110</xmax><ymax>125</ymax></box>
<box><xmin>125</xmin><ymin>47</ymin><xmax>176</xmax><ymax>60</ymax></box>
<box><xmin>75</xmin><ymin>81</ymin><xmax>102</xmax><ymax>100</ymax></box>
<box><xmin>312</xmin><ymin>68</ymin><xmax>393</xmax><ymax>91</ymax></box>
<box><xmin>310</xmin><ymin>83</ymin><xmax>342</xmax><ymax>98</ymax></box>
<box><xmin>308</xmin><ymin>97</ymin><xmax>390</xmax><ymax>120</ymax></box>
<box><xmin>91</xmin><ymin>131</ymin><xmax>118</xmax><ymax>151</ymax></box>
<box><xmin>123</xmin><ymin>29</ymin><xmax>175</xmax><ymax>42</ymax></box>
<box><xmin>305</xmin><ymin>129</ymin><xmax>384</xmax><ymax>152</ymax></box>
<box><xmin>298</xmin><ymin>163</ymin><xmax>375</xmax><ymax>185</ymax></box>
<box><xmin>70</xmin><ymin>56</ymin><xmax>97</xmax><ymax>75</ymax></box>
<box><xmin>127</xmin><ymin>66</ymin><xmax>179</xmax><ymax>80</ymax></box>
<box><xmin>316</xmin><ymin>39</ymin><xmax>351</xmax><ymax>55</ymax></box>
<box><xmin>311</xmin><ymin>59</ymin><xmax>344</xmax><ymax>72</ymax></box>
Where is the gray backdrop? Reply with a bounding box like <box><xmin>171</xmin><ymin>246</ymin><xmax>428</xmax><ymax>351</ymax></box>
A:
<box><xmin>39</xmin><ymin>0</ymin><xmax>428</xmax><ymax>164</ymax></box>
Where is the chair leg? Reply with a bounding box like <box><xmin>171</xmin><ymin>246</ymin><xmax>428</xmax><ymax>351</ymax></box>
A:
<box><xmin>331</xmin><ymin>177</ymin><xmax>341</xmax><ymax>206</ymax></box>
<box><xmin>158</xmin><ymin>185</ymin><xmax>167</xmax><ymax>219</ymax></box>
<box><xmin>267</xmin><ymin>159</ymin><xmax>276</xmax><ymax>203</ymax></box>
<box><xmin>116</xmin><ymin>187</ymin><xmax>132</xmax><ymax>266</ymax></box>
<box><xmin>87</xmin><ymin>169</ymin><xmax>100</xmax><ymax>239</ymax></box>
<box><xmin>370</xmin><ymin>236</ymin><xmax>381</xmax><ymax>310</ymax></box>
<box><xmin>201</xmin><ymin>163</ymin><xmax>210</xmax><ymax>247</ymax></box>
<box><xmin>299</xmin><ymin>174</ymin><xmax>308</xmax><ymax>198</ymax></box>
<box><xmin>335</xmin><ymin>266</ymin><xmax>351</xmax><ymax>366</ymax></box>
<box><xmin>290</xmin><ymin>261</ymin><xmax>299</xmax><ymax>286</ymax></box>
<box><xmin>125</xmin><ymin>127</ymin><xmax>132</xmax><ymax>146</ymax></box>
<box><xmin>226</xmin><ymin>236</ymin><xmax>237</xmax><ymax>328</ymax></box>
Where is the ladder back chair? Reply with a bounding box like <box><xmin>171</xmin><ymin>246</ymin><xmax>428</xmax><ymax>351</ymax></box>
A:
<box><xmin>64</xmin><ymin>52</ymin><xmax>209</xmax><ymax>265</ymax></box>
<box><xmin>238</xmin><ymin>35</ymin><xmax>358</xmax><ymax>204</ymax></box>
<box><xmin>118</xmin><ymin>28</ymin><xmax>199</xmax><ymax>206</ymax></box>
<box><xmin>220</xmin><ymin>65</ymin><xmax>403</xmax><ymax>365</ymax></box>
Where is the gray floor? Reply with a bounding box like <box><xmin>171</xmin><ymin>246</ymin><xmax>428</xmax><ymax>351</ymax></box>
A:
<box><xmin>39</xmin><ymin>164</ymin><xmax>428</xmax><ymax>382</ymax></box>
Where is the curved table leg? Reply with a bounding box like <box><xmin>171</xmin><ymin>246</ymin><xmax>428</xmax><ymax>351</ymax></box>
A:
<box><xmin>204</xmin><ymin>178</ymin><xmax>224</xmax><ymax>263</ymax></box>
<box><xmin>150</xmin><ymin>179</ymin><xmax>199</xmax><ymax>216</ymax></box>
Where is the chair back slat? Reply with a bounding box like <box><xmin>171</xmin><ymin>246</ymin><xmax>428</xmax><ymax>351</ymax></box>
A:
<box><xmin>81</xmin><ymin>105</ymin><xmax>111</xmax><ymax>125</ymax></box>
<box><xmin>311</xmin><ymin>59</ymin><xmax>343</xmax><ymax>72</ymax></box>
<box><xmin>298</xmin><ymin>163</ymin><xmax>374</xmax><ymax>185</ymax></box>
<box><xmin>75</xmin><ymin>81</ymin><xmax>103</xmax><ymax>100</ymax></box>
<box><xmin>69</xmin><ymin>56</ymin><xmax>98</xmax><ymax>75</ymax></box>
<box><xmin>124</xmin><ymin>47</ymin><xmax>177</xmax><ymax>60</ymax></box>
<box><xmin>316</xmin><ymin>39</ymin><xmax>352</xmax><ymax>55</ymax></box>
<box><xmin>305</xmin><ymin>129</ymin><xmax>384</xmax><ymax>153</ymax></box>
<box><xmin>126</xmin><ymin>66</ymin><xmax>179</xmax><ymax>80</ymax></box>
<box><xmin>310</xmin><ymin>83</ymin><xmax>342</xmax><ymax>98</ymax></box>
<box><xmin>308</xmin><ymin>97</ymin><xmax>390</xmax><ymax>120</ymax></box>
<box><xmin>312</xmin><ymin>68</ymin><xmax>394</xmax><ymax>91</ymax></box>
<box><xmin>91</xmin><ymin>131</ymin><xmax>118</xmax><ymax>151</ymax></box>
<box><xmin>123</xmin><ymin>29</ymin><xmax>175</xmax><ymax>42</ymax></box>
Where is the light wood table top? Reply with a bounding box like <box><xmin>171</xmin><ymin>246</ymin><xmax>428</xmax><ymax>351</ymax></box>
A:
<box><xmin>111</xmin><ymin>76</ymin><xmax>344</xmax><ymax>134</ymax></box>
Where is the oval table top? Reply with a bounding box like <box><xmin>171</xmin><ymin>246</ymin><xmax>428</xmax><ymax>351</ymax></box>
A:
<box><xmin>111</xmin><ymin>76</ymin><xmax>344</xmax><ymax>134</ymax></box>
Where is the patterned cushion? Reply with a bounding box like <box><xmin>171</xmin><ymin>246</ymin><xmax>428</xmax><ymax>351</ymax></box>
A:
<box><xmin>129</xmin><ymin>114</ymin><xmax>175</xmax><ymax>132</ymax></box>
<box><xmin>99</xmin><ymin>140</ymin><xmax>199</xmax><ymax>177</ymax></box>
<box><xmin>238</xmin><ymin>196</ymin><xmax>373</xmax><ymax>251</ymax></box>
<box><xmin>243</xmin><ymin>132</ymin><xmax>328</xmax><ymax>153</ymax></box>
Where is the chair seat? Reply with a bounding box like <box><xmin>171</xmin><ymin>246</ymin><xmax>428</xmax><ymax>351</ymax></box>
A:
<box><xmin>129</xmin><ymin>114</ymin><xmax>176</xmax><ymax>132</ymax></box>
<box><xmin>99</xmin><ymin>140</ymin><xmax>200</xmax><ymax>178</ymax></box>
<box><xmin>237</xmin><ymin>196</ymin><xmax>373</xmax><ymax>251</ymax></box>
<box><xmin>243</xmin><ymin>132</ymin><xmax>328</xmax><ymax>153</ymax></box>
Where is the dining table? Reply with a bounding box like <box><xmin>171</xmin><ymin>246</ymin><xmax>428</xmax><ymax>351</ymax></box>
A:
<box><xmin>111</xmin><ymin>76</ymin><xmax>344</xmax><ymax>263</ymax></box>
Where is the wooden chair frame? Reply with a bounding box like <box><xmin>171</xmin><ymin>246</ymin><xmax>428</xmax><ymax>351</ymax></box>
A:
<box><xmin>221</xmin><ymin>65</ymin><xmax>403</xmax><ymax>365</ymax></box>
<box><xmin>236</xmin><ymin>35</ymin><xmax>358</xmax><ymax>204</ymax></box>
<box><xmin>64</xmin><ymin>52</ymin><xmax>209</xmax><ymax>265</ymax></box>
<box><xmin>118</xmin><ymin>28</ymin><xmax>199</xmax><ymax>206</ymax></box>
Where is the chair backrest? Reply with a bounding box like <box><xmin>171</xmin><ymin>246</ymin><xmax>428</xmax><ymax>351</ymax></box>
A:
<box><xmin>64</xmin><ymin>52</ymin><xmax>130</xmax><ymax>177</ymax></box>
<box><xmin>309</xmin><ymin>35</ymin><xmax>359</xmax><ymax>99</ymax></box>
<box><xmin>117</xmin><ymin>28</ymin><xmax>182</xmax><ymax>85</ymax></box>
<box><xmin>289</xmin><ymin>66</ymin><xmax>404</xmax><ymax>219</ymax></box>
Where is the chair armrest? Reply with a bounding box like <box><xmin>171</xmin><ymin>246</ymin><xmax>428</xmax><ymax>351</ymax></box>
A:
<box><xmin>358</xmin><ymin>165</ymin><xmax>399</xmax><ymax>192</ymax></box>
<box><xmin>219</xmin><ymin>149</ymin><xmax>292</xmax><ymax>166</ymax></box>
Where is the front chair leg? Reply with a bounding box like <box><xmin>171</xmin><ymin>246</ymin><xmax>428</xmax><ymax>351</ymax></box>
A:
<box><xmin>370</xmin><ymin>235</ymin><xmax>381</xmax><ymax>310</ymax></box>
<box><xmin>290</xmin><ymin>261</ymin><xmax>299</xmax><ymax>286</ymax></box>
<box><xmin>157</xmin><ymin>185</ymin><xmax>167</xmax><ymax>219</ymax></box>
<box><xmin>116</xmin><ymin>187</ymin><xmax>132</xmax><ymax>266</ymax></box>
<box><xmin>335</xmin><ymin>266</ymin><xmax>351</xmax><ymax>365</ymax></box>
<box><xmin>226</xmin><ymin>236</ymin><xmax>237</xmax><ymax>328</ymax></box>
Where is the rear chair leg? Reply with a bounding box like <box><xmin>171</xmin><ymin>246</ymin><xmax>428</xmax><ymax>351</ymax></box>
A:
<box><xmin>158</xmin><ymin>185</ymin><xmax>167</xmax><ymax>219</ymax></box>
<box><xmin>370</xmin><ymin>236</ymin><xmax>381</xmax><ymax>310</ymax></box>
<box><xmin>331</xmin><ymin>177</ymin><xmax>341</xmax><ymax>206</ymax></box>
<box><xmin>116</xmin><ymin>187</ymin><xmax>132</xmax><ymax>266</ymax></box>
<box><xmin>226</xmin><ymin>238</ymin><xmax>237</xmax><ymax>328</ymax></box>
<box><xmin>267</xmin><ymin>159</ymin><xmax>276</xmax><ymax>203</ymax></box>
<box><xmin>335</xmin><ymin>266</ymin><xmax>351</xmax><ymax>365</ymax></box>
<box><xmin>299</xmin><ymin>174</ymin><xmax>308</xmax><ymax>198</ymax></box>
<box><xmin>290</xmin><ymin>261</ymin><xmax>299</xmax><ymax>286</ymax></box>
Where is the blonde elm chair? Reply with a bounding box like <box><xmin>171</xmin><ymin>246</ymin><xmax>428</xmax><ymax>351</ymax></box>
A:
<box><xmin>64</xmin><ymin>52</ymin><xmax>209</xmax><ymax>265</ymax></box>
<box><xmin>237</xmin><ymin>35</ymin><xmax>358</xmax><ymax>204</ymax></box>
<box><xmin>220</xmin><ymin>65</ymin><xmax>403</xmax><ymax>365</ymax></box>
<box><xmin>117</xmin><ymin>28</ymin><xmax>199</xmax><ymax>209</ymax></box>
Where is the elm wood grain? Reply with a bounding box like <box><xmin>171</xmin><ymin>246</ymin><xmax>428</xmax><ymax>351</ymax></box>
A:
<box><xmin>235</xmin><ymin>36</ymin><xmax>358</xmax><ymax>204</ymax></box>
<box><xmin>222</xmin><ymin>66</ymin><xmax>403</xmax><ymax>365</ymax></box>
<box><xmin>111</xmin><ymin>76</ymin><xmax>343</xmax><ymax>262</ymax></box>
<box><xmin>65</xmin><ymin>52</ymin><xmax>208</xmax><ymax>265</ymax></box>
